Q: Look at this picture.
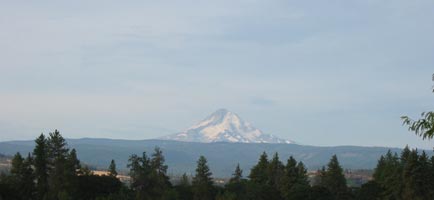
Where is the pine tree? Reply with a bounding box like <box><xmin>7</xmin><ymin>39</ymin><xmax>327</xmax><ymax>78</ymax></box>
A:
<box><xmin>176</xmin><ymin>173</ymin><xmax>193</xmax><ymax>200</ymax></box>
<box><xmin>296</xmin><ymin>161</ymin><xmax>309</xmax><ymax>186</ymax></box>
<box><xmin>192</xmin><ymin>155</ymin><xmax>214</xmax><ymax>200</ymax></box>
<box><xmin>67</xmin><ymin>149</ymin><xmax>81</xmax><ymax>172</ymax></box>
<box><xmin>21</xmin><ymin>153</ymin><xmax>36</xmax><ymax>199</ymax></box>
<box><xmin>321</xmin><ymin>155</ymin><xmax>348</xmax><ymax>199</ymax></box>
<box><xmin>33</xmin><ymin>133</ymin><xmax>49</xmax><ymax>200</ymax></box>
<box><xmin>373</xmin><ymin>155</ymin><xmax>386</xmax><ymax>182</ymax></box>
<box><xmin>150</xmin><ymin>147</ymin><xmax>171</xmax><ymax>198</ymax></box>
<box><xmin>356</xmin><ymin>181</ymin><xmax>384</xmax><ymax>200</ymax></box>
<box><xmin>280</xmin><ymin>156</ymin><xmax>298</xmax><ymax>198</ymax></box>
<box><xmin>401</xmin><ymin>149</ymin><xmax>432</xmax><ymax>200</ymax></box>
<box><xmin>400</xmin><ymin>145</ymin><xmax>411</xmax><ymax>165</ymax></box>
<box><xmin>127</xmin><ymin>152</ymin><xmax>152</xmax><ymax>199</ymax></box>
<box><xmin>249</xmin><ymin>152</ymin><xmax>269</xmax><ymax>184</ymax></box>
<box><xmin>280</xmin><ymin>157</ymin><xmax>310</xmax><ymax>200</ymax></box>
<box><xmin>312</xmin><ymin>166</ymin><xmax>326</xmax><ymax>186</ymax></box>
<box><xmin>10</xmin><ymin>152</ymin><xmax>36</xmax><ymax>199</ymax></box>
<box><xmin>417</xmin><ymin>151</ymin><xmax>433</xmax><ymax>198</ymax></box>
<box><xmin>386</xmin><ymin>151</ymin><xmax>403</xmax><ymax>199</ymax></box>
<box><xmin>229</xmin><ymin>164</ymin><xmax>243</xmax><ymax>183</ymax></box>
<box><xmin>150</xmin><ymin>147</ymin><xmax>169</xmax><ymax>183</ymax></box>
<box><xmin>373</xmin><ymin>150</ymin><xmax>402</xmax><ymax>199</ymax></box>
<box><xmin>179</xmin><ymin>173</ymin><xmax>190</xmax><ymax>186</ymax></box>
<box><xmin>11</xmin><ymin>152</ymin><xmax>24</xmax><ymax>176</ymax></box>
<box><xmin>108</xmin><ymin>159</ymin><xmax>118</xmax><ymax>177</ymax></box>
<box><xmin>47</xmin><ymin>130</ymin><xmax>72</xmax><ymax>199</ymax></box>
<box><xmin>268</xmin><ymin>152</ymin><xmax>284</xmax><ymax>189</ymax></box>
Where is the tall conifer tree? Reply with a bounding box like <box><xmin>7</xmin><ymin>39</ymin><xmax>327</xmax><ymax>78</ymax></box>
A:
<box><xmin>108</xmin><ymin>159</ymin><xmax>118</xmax><ymax>177</ymax></box>
<box><xmin>33</xmin><ymin>134</ymin><xmax>49</xmax><ymax>200</ymax></box>
<box><xmin>229</xmin><ymin>164</ymin><xmax>243</xmax><ymax>183</ymax></box>
<box><xmin>321</xmin><ymin>155</ymin><xmax>348</xmax><ymax>199</ymax></box>
<box><xmin>192</xmin><ymin>156</ymin><xmax>214</xmax><ymax>200</ymax></box>
<box><xmin>249</xmin><ymin>152</ymin><xmax>269</xmax><ymax>184</ymax></box>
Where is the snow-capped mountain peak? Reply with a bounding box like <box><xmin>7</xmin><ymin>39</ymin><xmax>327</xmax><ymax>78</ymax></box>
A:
<box><xmin>161</xmin><ymin>109</ymin><xmax>293</xmax><ymax>144</ymax></box>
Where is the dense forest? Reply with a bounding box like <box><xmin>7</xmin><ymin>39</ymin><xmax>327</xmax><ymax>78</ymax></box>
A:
<box><xmin>0</xmin><ymin>130</ymin><xmax>434</xmax><ymax>200</ymax></box>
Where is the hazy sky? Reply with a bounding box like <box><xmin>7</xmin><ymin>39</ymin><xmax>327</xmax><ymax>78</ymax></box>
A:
<box><xmin>1</xmin><ymin>1</ymin><xmax>433</xmax><ymax>149</ymax></box>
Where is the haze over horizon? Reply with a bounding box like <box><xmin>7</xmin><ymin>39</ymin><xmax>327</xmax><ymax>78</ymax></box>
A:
<box><xmin>1</xmin><ymin>1</ymin><xmax>434</xmax><ymax>149</ymax></box>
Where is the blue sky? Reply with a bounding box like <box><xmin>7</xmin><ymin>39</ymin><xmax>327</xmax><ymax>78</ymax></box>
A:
<box><xmin>1</xmin><ymin>1</ymin><xmax>433</xmax><ymax>149</ymax></box>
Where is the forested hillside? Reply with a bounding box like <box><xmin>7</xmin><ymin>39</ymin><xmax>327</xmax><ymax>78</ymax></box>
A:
<box><xmin>1</xmin><ymin>131</ymin><xmax>434</xmax><ymax>200</ymax></box>
<box><xmin>0</xmin><ymin>138</ymin><xmax>407</xmax><ymax>177</ymax></box>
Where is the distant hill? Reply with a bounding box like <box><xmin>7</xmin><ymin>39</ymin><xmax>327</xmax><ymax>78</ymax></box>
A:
<box><xmin>0</xmin><ymin>138</ymin><xmax>414</xmax><ymax>177</ymax></box>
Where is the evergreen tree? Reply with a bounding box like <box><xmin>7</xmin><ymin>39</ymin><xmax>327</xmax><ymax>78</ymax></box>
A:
<box><xmin>416</xmin><ymin>151</ymin><xmax>433</xmax><ymax>198</ymax></box>
<box><xmin>402</xmin><ymin>149</ymin><xmax>433</xmax><ymax>200</ymax></box>
<box><xmin>400</xmin><ymin>145</ymin><xmax>411</xmax><ymax>166</ymax></box>
<box><xmin>108</xmin><ymin>159</ymin><xmax>117</xmax><ymax>177</ymax></box>
<box><xmin>280</xmin><ymin>157</ymin><xmax>310</xmax><ymax>200</ymax></box>
<box><xmin>10</xmin><ymin>152</ymin><xmax>36</xmax><ymax>200</ymax></box>
<box><xmin>150</xmin><ymin>147</ymin><xmax>171</xmax><ymax>198</ymax></box>
<box><xmin>46</xmin><ymin>130</ymin><xmax>73</xmax><ymax>199</ymax></box>
<box><xmin>127</xmin><ymin>152</ymin><xmax>152</xmax><ymax>199</ymax></box>
<box><xmin>10</xmin><ymin>152</ymin><xmax>24</xmax><ymax>176</ymax></box>
<box><xmin>280</xmin><ymin>156</ymin><xmax>298</xmax><ymax>198</ymax></box>
<box><xmin>355</xmin><ymin>181</ymin><xmax>383</xmax><ymax>200</ymax></box>
<box><xmin>372</xmin><ymin>155</ymin><xmax>386</xmax><ymax>181</ymax></box>
<box><xmin>321</xmin><ymin>155</ymin><xmax>348</xmax><ymax>200</ymax></box>
<box><xmin>296</xmin><ymin>161</ymin><xmax>309</xmax><ymax>186</ymax></box>
<box><xmin>402</xmin><ymin>149</ymin><xmax>419</xmax><ymax>199</ymax></box>
<box><xmin>192</xmin><ymin>156</ymin><xmax>214</xmax><ymax>200</ymax></box>
<box><xmin>312</xmin><ymin>166</ymin><xmax>326</xmax><ymax>186</ymax></box>
<box><xmin>80</xmin><ymin>165</ymin><xmax>94</xmax><ymax>176</ymax></box>
<box><xmin>248</xmin><ymin>152</ymin><xmax>269</xmax><ymax>184</ymax></box>
<box><xmin>267</xmin><ymin>153</ymin><xmax>284</xmax><ymax>189</ymax></box>
<box><xmin>175</xmin><ymin>173</ymin><xmax>193</xmax><ymax>200</ymax></box>
<box><xmin>179</xmin><ymin>173</ymin><xmax>190</xmax><ymax>186</ymax></box>
<box><xmin>382</xmin><ymin>151</ymin><xmax>402</xmax><ymax>199</ymax></box>
<box><xmin>21</xmin><ymin>153</ymin><xmax>36</xmax><ymax>200</ymax></box>
<box><xmin>33</xmin><ymin>133</ymin><xmax>49</xmax><ymax>200</ymax></box>
<box><xmin>229</xmin><ymin>164</ymin><xmax>243</xmax><ymax>183</ymax></box>
<box><xmin>67</xmin><ymin>149</ymin><xmax>81</xmax><ymax>172</ymax></box>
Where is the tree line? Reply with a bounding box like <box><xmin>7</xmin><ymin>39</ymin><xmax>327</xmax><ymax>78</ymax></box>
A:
<box><xmin>1</xmin><ymin>130</ymin><xmax>434</xmax><ymax>200</ymax></box>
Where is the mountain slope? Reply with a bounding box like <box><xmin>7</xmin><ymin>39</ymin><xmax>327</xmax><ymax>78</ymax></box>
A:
<box><xmin>161</xmin><ymin>109</ymin><xmax>292</xmax><ymax>143</ymax></box>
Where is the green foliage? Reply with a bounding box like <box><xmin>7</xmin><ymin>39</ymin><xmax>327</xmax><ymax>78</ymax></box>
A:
<box><xmin>33</xmin><ymin>133</ymin><xmax>49</xmax><ymax>200</ymax></box>
<box><xmin>319</xmin><ymin>155</ymin><xmax>349</xmax><ymax>200</ymax></box>
<box><xmin>150</xmin><ymin>147</ymin><xmax>171</xmax><ymax>197</ymax></box>
<box><xmin>108</xmin><ymin>159</ymin><xmax>117</xmax><ymax>177</ymax></box>
<box><xmin>248</xmin><ymin>151</ymin><xmax>269</xmax><ymax>184</ymax></box>
<box><xmin>5</xmin><ymin>130</ymin><xmax>434</xmax><ymax>200</ymax></box>
<box><xmin>372</xmin><ymin>148</ymin><xmax>434</xmax><ymax>200</ymax></box>
<box><xmin>267</xmin><ymin>153</ymin><xmax>284</xmax><ymax>192</ymax></box>
<box><xmin>309</xmin><ymin>186</ymin><xmax>334</xmax><ymax>200</ymax></box>
<box><xmin>401</xmin><ymin>74</ymin><xmax>434</xmax><ymax>140</ymax></box>
<box><xmin>173</xmin><ymin>174</ymin><xmax>193</xmax><ymax>200</ymax></box>
<box><xmin>8</xmin><ymin>153</ymin><xmax>36</xmax><ymax>200</ymax></box>
<box><xmin>1</xmin><ymin>130</ymin><xmax>127</xmax><ymax>200</ymax></box>
<box><xmin>127</xmin><ymin>147</ymin><xmax>172</xmax><ymax>199</ymax></box>
<box><xmin>192</xmin><ymin>155</ymin><xmax>214</xmax><ymax>200</ymax></box>
<box><xmin>280</xmin><ymin>156</ymin><xmax>310</xmax><ymax>200</ymax></box>
<box><xmin>47</xmin><ymin>130</ymin><xmax>73</xmax><ymax>199</ymax></box>
<box><xmin>355</xmin><ymin>181</ymin><xmax>383</xmax><ymax>200</ymax></box>
<box><xmin>229</xmin><ymin>164</ymin><xmax>242</xmax><ymax>183</ymax></box>
<box><xmin>76</xmin><ymin>175</ymin><xmax>123</xmax><ymax>199</ymax></box>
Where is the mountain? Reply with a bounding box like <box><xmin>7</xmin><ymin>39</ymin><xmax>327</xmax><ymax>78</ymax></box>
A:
<box><xmin>0</xmin><ymin>138</ymin><xmax>409</xmax><ymax>177</ymax></box>
<box><xmin>161</xmin><ymin>109</ymin><xmax>293</xmax><ymax>143</ymax></box>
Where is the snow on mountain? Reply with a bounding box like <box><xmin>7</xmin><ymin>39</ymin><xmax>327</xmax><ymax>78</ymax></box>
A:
<box><xmin>161</xmin><ymin>109</ymin><xmax>293</xmax><ymax>144</ymax></box>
